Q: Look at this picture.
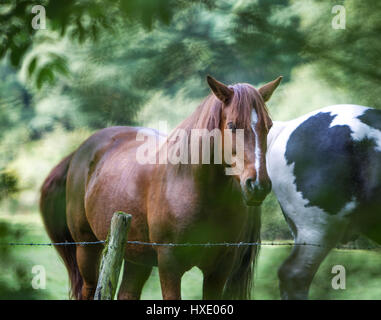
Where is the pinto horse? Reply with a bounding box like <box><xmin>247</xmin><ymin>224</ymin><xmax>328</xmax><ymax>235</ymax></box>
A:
<box><xmin>40</xmin><ymin>75</ymin><xmax>282</xmax><ymax>300</ymax></box>
<box><xmin>267</xmin><ymin>104</ymin><xmax>381</xmax><ymax>299</ymax></box>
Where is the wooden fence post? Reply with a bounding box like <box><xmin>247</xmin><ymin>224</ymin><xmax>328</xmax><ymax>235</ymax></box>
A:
<box><xmin>94</xmin><ymin>211</ymin><xmax>131</xmax><ymax>300</ymax></box>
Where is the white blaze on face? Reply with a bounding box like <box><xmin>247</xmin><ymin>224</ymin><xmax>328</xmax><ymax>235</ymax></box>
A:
<box><xmin>251</xmin><ymin>109</ymin><xmax>261</xmax><ymax>183</ymax></box>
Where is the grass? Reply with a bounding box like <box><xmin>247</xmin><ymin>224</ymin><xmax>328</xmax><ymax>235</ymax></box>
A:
<box><xmin>1</xmin><ymin>213</ymin><xmax>381</xmax><ymax>299</ymax></box>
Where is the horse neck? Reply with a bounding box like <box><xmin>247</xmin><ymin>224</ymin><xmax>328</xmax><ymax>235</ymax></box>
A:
<box><xmin>159</xmin><ymin>133</ymin><xmax>228</xmax><ymax>191</ymax></box>
<box><xmin>162</xmin><ymin>151</ymin><xmax>227</xmax><ymax>184</ymax></box>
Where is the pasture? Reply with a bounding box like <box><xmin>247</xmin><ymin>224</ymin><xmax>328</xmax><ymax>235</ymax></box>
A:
<box><xmin>2</xmin><ymin>212</ymin><xmax>381</xmax><ymax>300</ymax></box>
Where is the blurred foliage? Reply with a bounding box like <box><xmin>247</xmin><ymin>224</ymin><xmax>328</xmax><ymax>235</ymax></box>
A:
<box><xmin>295</xmin><ymin>0</ymin><xmax>381</xmax><ymax>107</ymax></box>
<box><xmin>0</xmin><ymin>0</ymin><xmax>216</xmax><ymax>67</ymax></box>
<box><xmin>0</xmin><ymin>0</ymin><xmax>380</xmax><ymax>299</ymax></box>
<box><xmin>0</xmin><ymin>170</ymin><xmax>19</xmax><ymax>202</ymax></box>
<box><xmin>233</xmin><ymin>0</ymin><xmax>381</xmax><ymax>107</ymax></box>
<box><xmin>0</xmin><ymin>221</ymin><xmax>44</xmax><ymax>299</ymax></box>
<box><xmin>261</xmin><ymin>193</ymin><xmax>292</xmax><ymax>240</ymax></box>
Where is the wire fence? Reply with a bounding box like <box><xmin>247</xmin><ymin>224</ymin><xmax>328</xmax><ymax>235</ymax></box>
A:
<box><xmin>1</xmin><ymin>239</ymin><xmax>381</xmax><ymax>250</ymax></box>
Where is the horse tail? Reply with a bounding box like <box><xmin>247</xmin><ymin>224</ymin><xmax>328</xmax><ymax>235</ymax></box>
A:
<box><xmin>223</xmin><ymin>207</ymin><xmax>261</xmax><ymax>300</ymax></box>
<box><xmin>40</xmin><ymin>152</ymin><xmax>82</xmax><ymax>300</ymax></box>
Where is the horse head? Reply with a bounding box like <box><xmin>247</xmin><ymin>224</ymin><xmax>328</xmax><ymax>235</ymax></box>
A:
<box><xmin>206</xmin><ymin>75</ymin><xmax>282</xmax><ymax>206</ymax></box>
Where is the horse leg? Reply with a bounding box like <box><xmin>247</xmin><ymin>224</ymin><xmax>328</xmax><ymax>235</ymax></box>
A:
<box><xmin>157</xmin><ymin>247</ymin><xmax>185</xmax><ymax>300</ymax></box>
<box><xmin>117</xmin><ymin>260</ymin><xmax>152</xmax><ymax>300</ymax></box>
<box><xmin>278</xmin><ymin>227</ymin><xmax>344</xmax><ymax>300</ymax></box>
<box><xmin>76</xmin><ymin>243</ymin><xmax>103</xmax><ymax>300</ymax></box>
<box><xmin>202</xmin><ymin>253</ymin><xmax>234</xmax><ymax>300</ymax></box>
<box><xmin>202</xmin><ymin>268</ymin><xmax>232</xmax><ymax>299</ymax></box>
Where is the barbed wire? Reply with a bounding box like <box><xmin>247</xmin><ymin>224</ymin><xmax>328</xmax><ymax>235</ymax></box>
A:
<box><xmin>1</xmin><ymin>239</ymin><xmax>381</xmax><ymax>250</ymax></box>
<box><xmin>0</xmin><ymin>240</ymin><xmax>106</xmax><ymax>246</ymax></box>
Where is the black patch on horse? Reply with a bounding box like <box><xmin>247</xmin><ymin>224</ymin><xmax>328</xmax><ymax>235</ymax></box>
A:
<box><xmin>285</xmin><ymin>112</ymin><xmax>381</xmax><ymax>215</ymax></box>
<box><xmin>357</xmin><ymin>108</ymin><xmax>381</xmax><ymax>203</ymax></box>
<box><xmin>358</xmin><ymin>109</ymin><xmax>381</xmax><ymax>131</ymax></box>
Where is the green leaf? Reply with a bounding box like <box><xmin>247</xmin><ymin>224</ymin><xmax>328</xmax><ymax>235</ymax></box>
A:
<box><xmin>27</xmin><ymin>56</ymin><xmax>38</xmax><ymax>78</ymax></box>
<box><xmin>36</xmin><ymin>66</ymin><xmax>54</xmax><ymax>89</ymax></box>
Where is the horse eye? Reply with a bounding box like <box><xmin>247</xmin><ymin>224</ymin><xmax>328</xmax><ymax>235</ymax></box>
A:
<box><xmin>227</xmin><ymin>122</ymin><xmax>236</xmax><ymax>133</ymax></box>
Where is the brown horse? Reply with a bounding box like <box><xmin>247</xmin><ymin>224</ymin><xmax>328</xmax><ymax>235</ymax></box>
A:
<box><xmin>40</xmin><ymin>75</ymin><xmax>282</xmax><ymax>300</ymax></box>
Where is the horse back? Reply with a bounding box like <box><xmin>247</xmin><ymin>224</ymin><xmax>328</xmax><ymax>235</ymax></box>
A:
<box><xmin>66</xmin><ymin>126</ymin><xmax>161</xmax><ymax>256</ymax></box>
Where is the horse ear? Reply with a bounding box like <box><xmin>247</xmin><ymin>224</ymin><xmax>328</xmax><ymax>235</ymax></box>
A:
<box><xmin>258</xmin><ymin>76</ymin><xmax>283</xmax><ymax>102</ymax></box>
<box><xmin>206</xmin><ymin>75</ymin><xmax>234</xmax><ymax>104</ymax></box>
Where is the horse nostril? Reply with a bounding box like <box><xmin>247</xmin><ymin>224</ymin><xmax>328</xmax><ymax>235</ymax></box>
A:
<box><xmin>245</xmin><ymin>178</ymin><xmax>256</xmax><ymax>192</ymax></box>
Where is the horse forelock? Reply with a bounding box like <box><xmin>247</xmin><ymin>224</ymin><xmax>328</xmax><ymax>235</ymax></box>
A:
<box><xmin>229</xmin><ymin>83</ymin><xmax>272</xmax><ymax>132</ymax></box>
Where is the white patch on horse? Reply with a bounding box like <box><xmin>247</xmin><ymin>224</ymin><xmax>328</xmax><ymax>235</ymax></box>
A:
<box><xmin>251</xmin><ymin>109</ymin><xmax>260</xmax><ymax>182</ymax></box>
<box><xmin>328</xmin><ymin>105</ymin><xmax>381</xmax><ymax>151</ymax></box>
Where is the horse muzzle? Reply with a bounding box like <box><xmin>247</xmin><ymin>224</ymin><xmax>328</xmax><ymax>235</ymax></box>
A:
<box><xmin>242</xmin><ymin>178</ymin><xmax>272</xmax><ymax>206</ymax></box>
